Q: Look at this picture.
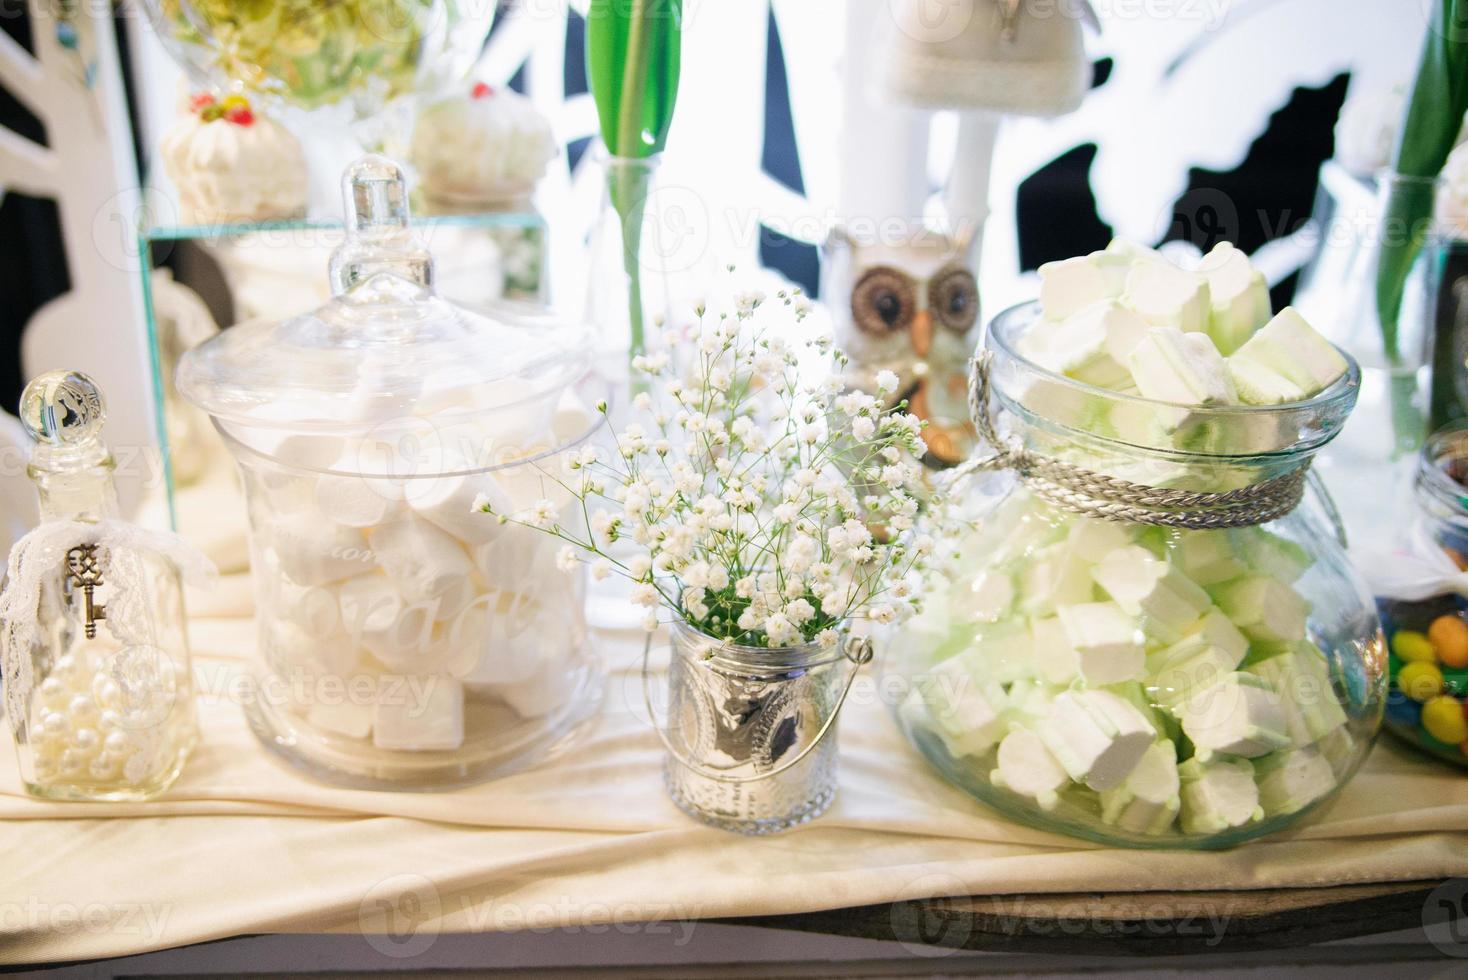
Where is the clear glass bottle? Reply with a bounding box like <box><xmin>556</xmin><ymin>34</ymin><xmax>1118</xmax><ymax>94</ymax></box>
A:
<box><xmin>5</xmin><ymin>371</ymin><xmax>197</xmax><ymax>800</ymax></box>
<box><xmin>1295</xmin><ymin>171</ymin><xmax>1442</xmax><ymax>554</ymax></box>
<box><xmin>882</xmin><ymin>302</ymin><xmax>1387</xmax><ymax>848</ymax></box>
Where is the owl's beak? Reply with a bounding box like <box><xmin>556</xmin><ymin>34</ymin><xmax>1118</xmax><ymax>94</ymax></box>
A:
<box><xmin>910</xmin><ymin>310</ymin><xmax>933</xmax><ymax>358</ymax></box>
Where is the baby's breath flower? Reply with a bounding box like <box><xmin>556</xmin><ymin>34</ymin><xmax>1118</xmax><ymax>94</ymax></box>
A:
<box><xmin>556</xmin><ymin>546</ymin><xmax>579</xmax><ymax>572</ymax></box>
<box><xmin>472</xmin><ymin>288</ymin><xmax>932</xmax><ymax>648</ymax></box>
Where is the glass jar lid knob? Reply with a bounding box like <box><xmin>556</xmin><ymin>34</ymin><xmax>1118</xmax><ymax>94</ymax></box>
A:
<box><xmin>327</xmin><ymin>154</ymin><xmax>434</xmax><ymax>296</ymax></box>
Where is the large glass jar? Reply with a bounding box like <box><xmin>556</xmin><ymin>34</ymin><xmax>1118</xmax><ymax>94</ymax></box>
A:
<box><xmin>1372</xmin><ymin>424</ymin><xmax>1468</xmax><ymax>767</ymax></box>
<box><xmin>884</xmin><ymin>302</ymin><xmax>1386</xmax><ymax>848</ymax></box>
<box><xmin>177</xmin><ymin>156</ymin><xmax>604</xmax><ymax>789</ymax></box>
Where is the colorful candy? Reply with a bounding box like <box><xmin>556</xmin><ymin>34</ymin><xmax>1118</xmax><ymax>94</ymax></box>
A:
<box><xmin>1422</xmin><ymin>696</ymin><xmax>1468</xmax><ymax>745</ymax></box>
<box><xmin>1430</xmin><ymin>615</ymin><xmax>1468</xmax><ymax>668</ymax></box>
<box><xmin>1398</xmin><ymin>660</ymin><xmax>1446</xmax><ymax>702</ymax></box>
<box><xmin>1384</xmin><ymin>615</ymin><xmax>1468</xmax><ymax>766</ymax></box>
<box><xmin>1391</xmin><ymin>630</ymin><xmax>1437</xmax><ymax>663</ymax></box>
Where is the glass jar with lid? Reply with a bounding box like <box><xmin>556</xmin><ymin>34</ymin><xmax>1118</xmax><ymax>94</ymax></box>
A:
<box><xmin>883</xmin><ymin>301</ymin><xmax>1386</xmax><ymax>848</ymax></box>
<box><xmin>177</xmin><ymin>156</ymin><xmax>605</xmax><ymax>789</ymax></box>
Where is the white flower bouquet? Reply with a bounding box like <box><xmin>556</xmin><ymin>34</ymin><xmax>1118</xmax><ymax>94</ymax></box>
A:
<box><xmin>477</xmin><ymin>290</ymin><xmax>935</xmax><ymax>649</ymax></box>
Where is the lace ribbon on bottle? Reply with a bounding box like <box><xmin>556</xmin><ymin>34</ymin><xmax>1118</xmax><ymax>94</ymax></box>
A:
<box><xmin>0</xmin><ymin>520</ymin><xmax>216</xmax><ymax>723</ymax></box>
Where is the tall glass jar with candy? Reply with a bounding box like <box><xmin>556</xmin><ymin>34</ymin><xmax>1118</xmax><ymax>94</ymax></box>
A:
<box><xmin>883</xmin><ymin>240</ymin><xmax>1386</xmax><ymax>848</ymax></box>
<box><xmin>1368</xmin><ymin>424</ymin><xmax>1468</xmax><ymax>765</ymax></box>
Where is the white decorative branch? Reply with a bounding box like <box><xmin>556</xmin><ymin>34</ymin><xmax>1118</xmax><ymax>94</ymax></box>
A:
<box><xmin>0</xmin><ymin>28</ymin><xmax>47</xmax><ymax>119</ymax></box>
<box><xmin>0</xmin><ymin>125</ymin><xmax>59</xmax><ymax>196</ymax></box>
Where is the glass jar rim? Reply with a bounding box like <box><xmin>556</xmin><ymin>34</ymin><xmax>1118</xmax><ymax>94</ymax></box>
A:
<box><xmin>670</xmin><ymin>618</ymin><xmax>847</xmax><ymax>671</ymax></box>
<box><xmin>987</xmin><ymin>300</ymin><xmax>1362</xmax><ymax>457</ymax></box>
<box><xmin>1416</xmin><ymin>423</ymin><xmax>1468</xmax><ymax>517</ymax></box>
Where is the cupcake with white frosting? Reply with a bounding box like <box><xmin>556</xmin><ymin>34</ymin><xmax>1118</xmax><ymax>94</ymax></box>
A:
<box><xmin>161</xmin><ymin>93</ymin><xmax>308</xmax><ymax>226</ymax></box>
<box><xmin>410</xmin><ymin>81</ymin><xmax>557</xmax><ymax>207</ymax></box>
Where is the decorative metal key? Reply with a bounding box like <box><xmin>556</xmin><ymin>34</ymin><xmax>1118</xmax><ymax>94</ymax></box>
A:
<box><xmin>64</xmin><ymin>543</ymin><xmax>106</xmax><ymax>638</ymax></box>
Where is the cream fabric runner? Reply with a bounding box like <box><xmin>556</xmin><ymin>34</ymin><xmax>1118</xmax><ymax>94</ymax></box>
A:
<box><xmin>3</xmin><ymin>572</ymin><xmax>1468</xmax><ymax>965</ymax></box>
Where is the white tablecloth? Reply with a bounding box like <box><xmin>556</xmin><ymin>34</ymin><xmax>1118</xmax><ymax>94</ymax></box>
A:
<box><xmin>3</xmin><ymin>573</ymin><xmax>1468</xmax><ymax>966</ymax></box>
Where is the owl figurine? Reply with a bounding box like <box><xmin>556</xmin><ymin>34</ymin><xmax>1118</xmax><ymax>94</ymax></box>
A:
<box><xmin>822</xmin><ymin>227</ymin><xmax>980</xmax><ymax>468</ymax></box>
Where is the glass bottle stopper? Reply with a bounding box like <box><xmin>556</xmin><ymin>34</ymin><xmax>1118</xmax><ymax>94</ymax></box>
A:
<box><xmin>328</xmin><ymin>154</ymin><xmax>434</xmax><ymax>295</ymax></box>
<box><xmin>19</xmin><ymin>370</ymin><xmax>108</xmax><ymax>469</ymax></box>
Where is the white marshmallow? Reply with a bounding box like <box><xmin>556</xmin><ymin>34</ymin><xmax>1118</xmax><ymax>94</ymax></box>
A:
<box><xmin>372</xmin><ymin>674</ymin><xmax>465</xmax><ymax>751</ymax></box>
<box><xmin>992</xmin><ymin>728</ymin><xmax>1070</xmax><ymax>810</ymax></box>
<box><xmin>1105</xmin><ymin>237</ymin><xmax>1165</xmax><ymax>265</ymax></box>
<box><xmin>1247</xmin><ymin>644</ymin><xmax>1348</xmax><ymax>746</ymax></box>
<box><xmin>1178</xmin><ymin>757</ymin><xmax>1263</xmax><ymax>834</ymax></box>
<box><xmin>1227</xmin><ymin>358</ymin><xmax>1307</xmax><ymax>405</ymax></box>
<box><xmin>313</xmin><ymin>452</ymin><xmax>406</xmax><ymax>528</ymax></box>
<box><xmin>1037</xmin><ymin>689</ymin><xmax>1155</xmax><ymax>791</ymax></box>
<box><xmin>1213</xmin><ymin>575</ymin><xmax>1308</xmax><ymax>643</ymax></box>
<box><xmin>1014</xmin><ymin>377</ymin><xmax>1114</xmax><ymax>434</ymax></box>
<box><xmin>473</xmin><ymin>525</ymin><xmax>559</xmax><ymax>593</ymax></box>
<box><xmin>228</xmin><ymin>421</ymin><xmax>345</xmax><ymax>483</ymax></box>
<box><xmin>406</xmin><ymin>465</ymin><xmax>514</xmax><ymax>546</ymax></box>
<box><xmin>922</xmin><ymin>655</ymin><xmax>1008</xmax><ymax>757</ymax></box>
<box><xmin>307</xmin><ymin>702</ymin><xmax>373</xmax><ymax>740</ymax></box>
<box><xmin>1230</xmin><ymin>528</ymin><xmax>1310</xmax><ymax>583</ymax></box>
<box><xmin>268</xmin><ymin>521</ymin><xmax>376</xmax><ymax>587</ymax></box>
<box><xmin>338</xmin><ymin>573</ymin><xmax>455</xmax><ymax>674</ymax></box>
<box><xmin>971</xmin><ymin>619</ymin><xmax>1038</xmax><ymax>685</ymax></box>
<box><xmin>1181</xmin><ymin>672</ymin><xmax>1291</xmax><ymax>759</ymax></box>
<box><xmin>1174</xmin><ymin>607</ymin><xmax>1251</xmax><ymax>664</ymax></box>
<box><xmin>1066</xmin><ymin>518</ymin><xmax>1135</xmax><ymax>565</ymax></box>
<box><xmin>441</xmin><ymin>589</ymin><xmax>546</xmax><ymax>683</ymax></box>
<box><xmin>276</xmin><ymin>574</ymin><xmax>345</xmax><ymax>637</ymax></box>
<box><xmin>1171</xmin><ymin>531</ymin><xmax>1248</xmax><ymax>586</ymax></box>
<box><xmin>1121</xmin><ymin>261</ymin><xmax>1211</xmax><ymax>333</ymax></box>
<box><xmin>1100</xmin><ymin>740</ymin><xmax>1181</xmax><ymax>835</ymax></box>
<box><xmin>1145</xmin><ymin>609</ymin><xmax>1249</xmax><ymax>711</ymax></box>
<box><xmin>951</xmin><ymin>569</ymin><xmax>1014</xmax><ymax>623</ymax></box>
<box><xmin>1038</xmin><ymin>255</ymin><xmax>1121</xmax><ymax>320</ymax></box>
<box><xmin>1255</xmin><ymin>745</ymin><xmax>1336</xmax><ymax>817</ymax></box>
<box><xmin>1020</xmin><ymin>543</ymin><xmax>1098</xmax><ymax>617</ymax></box>
<box><xmin>1056</xmin><ymin>602</ymin><xmax>1145</xmax><ymax>685</ymax></box>
<box><xmin>368</xmin><ymin>517</ymin><xmax>480</xmax><ymax>622</ymax></box>
<box><xmin>265</xmin><ymin>619</ymin><xmax>360</xmax><ymax>678</ymax></box>
<box><xmin>1026</xmin><ymin>305</ymin><xmax>1131</xmax><ymax>388</ymax></box>
<box><xmin>1029</xmin><ymin>616</ymin><xmax>1079</xmax><ymax>686</ymax></box>
<box><xmin>1126</xmin><ymin>327</ymin><xmax>1235</xmax><ymax>405</ymax></box>
<box><xmin>1105</xmin><ymin>398</ymin><xmax>1194</xmax><ymax>447</ymax></box>
<box><xmin>1092</xmin><ymin>545</ymin><xmax>1212</xmax><ymax>635</ymax></box>
<box><xmin>1228</xmin><ymin>307</ymin><xmax>1348</xmax><ymax>402</ymax></box>
<box><xmin>552</xmin><ymin>389</ymin><xmax>597</xmax><ymax>443</ymax></box>
<box><xmin>1196</xmin><ymin>242</ymin><xmax>1271</xmax><ymax>355</ymax></box>
<box><xmin>1002</xmin><ymin>679</ymin><xmax>1057</xmax><ymax>725</ymax></box>
<box><xmin>965</xmin><ymin>495</ymin><xmax>1066</xmax><ymax>577</ymax></box>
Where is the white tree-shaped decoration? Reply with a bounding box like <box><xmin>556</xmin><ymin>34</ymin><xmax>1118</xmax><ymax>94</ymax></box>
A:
<box><xmin>1</xmin><ymin>1</ymin><xmax>156</xmax><ymax>514</ymax></box>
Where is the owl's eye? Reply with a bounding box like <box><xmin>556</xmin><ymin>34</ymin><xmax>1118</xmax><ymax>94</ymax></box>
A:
<box><xmin>851</xmin><ymin>267</ymin><xmax>915</xmax><ymax>336</ymax></box>
<box><xmin>929</xmin><ymin>268</ymin><xmax>979</xmax><ymax>333</ymax></box>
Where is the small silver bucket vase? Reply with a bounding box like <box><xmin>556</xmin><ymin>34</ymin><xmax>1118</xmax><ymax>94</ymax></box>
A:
<box><xmin>643</xmin><ymin>619</ymin><xmax>874</xmax><ymax>835</ymax></box>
